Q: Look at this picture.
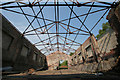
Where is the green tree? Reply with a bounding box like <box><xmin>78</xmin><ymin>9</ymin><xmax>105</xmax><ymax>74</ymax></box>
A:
<box><xmin>69</xmin><ymin>52</ymin><xmax>74</xmax><ymax>56</ymax></box>
<box><xmin>96</xmin><ymin>22</ymin><xmax>111</xmax><ymax>39</ymax></box>
<box><xmin>60</xmin><ymin>61</ymin><xmax>68</xmax><ymax>66</ymax></box>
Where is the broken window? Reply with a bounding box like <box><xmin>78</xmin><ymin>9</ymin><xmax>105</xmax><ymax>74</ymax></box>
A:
<box><xmin>21</xmin><ymin>45</ymin><xmax>29</xmax><ymax>57</ymax></box>
<box><xmin>2</xmin><ymin>31</ymin><xmax>13</xmax><ymax>50</ymax></box>
<box><xmin>74</xmin><ymin>56</ymin><xmax>76</xmax><ymax>58</ymax></box>
<box><xmin>78</xmin><ymin>52</ymin><xmax>81</xmax><ymax>56</ymax></box>
<box><xmin>39</xmin><ymin>56</ymin><xmax>43</xmax><ymax>63</ymax></box>
<box><xmin>39</xmin><ymin>57</ymin><xmax>41</xmax><ymax>62</ymax></box>
<box><xmin>86</xmin><ymin>45</ymin><xmax>93</xmax><ymax>57</ymax></box>
<box><xmin>33</xmin><ymin>52</ymin><xmax>38</xmax><ymax>61</ymax></box>
<box><xmin>71</xmin><ymin>59</ymin><xmax>73</xmax><ymax>61</ymax></box>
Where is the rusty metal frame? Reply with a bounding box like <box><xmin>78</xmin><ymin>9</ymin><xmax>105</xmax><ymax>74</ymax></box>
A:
<box><xmin>0</xmin><ymin>0</ymin><xmax>118</xmax><ymax>55</ymax></box>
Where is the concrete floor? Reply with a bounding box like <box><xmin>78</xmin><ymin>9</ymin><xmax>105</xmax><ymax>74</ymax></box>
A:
<box><xmin>2</xmin><ymin>69</ymin><xmax>120</xmax><ymax>80</ymax></box>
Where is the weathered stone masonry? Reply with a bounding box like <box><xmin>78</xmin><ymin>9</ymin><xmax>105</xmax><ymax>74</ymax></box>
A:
<box><xmin>1</xmin><ymin>14</ymin><xmax>48</xmax><ymax>71</ymax></box>
<box><xmin>46</xmin><ymin>51</ymin><xmax>71</xmax><ymax>70</ymax></box>
<box><xmin>70</xmin><ymin>2</ymin><xmax>120</xmax><ymax>72</ymax></box>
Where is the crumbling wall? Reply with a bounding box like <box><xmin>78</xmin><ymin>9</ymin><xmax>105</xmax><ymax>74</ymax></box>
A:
<box><xmin>106</xmin><ymin>2</ymin><xmax>120</xmax><ymax>72</ymax></box>
<box><xmin>70</xmin><ymin>31</ymin><xmax>118</xmax><ymax>72</ymax></box>
<box><xmin>70</xmin><ymin>2</ymin><xmax>120</xmax><ymax>72</ymax></box>
<box><xmin>1</xmin><ymin>14</ymin><xmax>48</xmax><ymax>71</ymax></box>
<box><xmin>46</xmin><ymin>51</ymin><xmax>71</xmax><ymax>70</ymax></box>
<box><xmin>97</xmin><ymin>29</ymin><xmax>118</xmax><ymax>57</ymax></box>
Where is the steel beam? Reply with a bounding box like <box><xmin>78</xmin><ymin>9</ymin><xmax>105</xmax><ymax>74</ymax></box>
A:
<box><xmin>1</xmin><ymin>3</ymin><xmax>117</xmax><ymax>9</ymax></box>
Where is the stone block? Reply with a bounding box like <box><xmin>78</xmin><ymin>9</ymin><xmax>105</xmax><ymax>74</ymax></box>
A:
<box><xmin>115</xmin><ymin>4</ymin><xmax>120</xmax><ymax>23</ymax></box>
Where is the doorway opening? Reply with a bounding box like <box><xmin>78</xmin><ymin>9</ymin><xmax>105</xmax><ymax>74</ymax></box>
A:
<box><xmin>59</xmin><ymin>60</ymin><xmax>68</xmax><ymax>70</ymax></box>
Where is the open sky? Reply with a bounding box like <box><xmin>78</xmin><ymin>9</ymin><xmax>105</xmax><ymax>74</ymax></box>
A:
<box><xmin>1</xmin><ymin>0</ymin><xmax>118</xmax><ymax>55</ymax></box>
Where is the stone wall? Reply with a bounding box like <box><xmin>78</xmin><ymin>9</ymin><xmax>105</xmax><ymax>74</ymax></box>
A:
<box><xmin>70</xmin><ymin>29</ymin><xmax>118</xmax><ymax>72</ymax></box>
<box><xmin>46</xmin><ymin>51</ymin><xmax>71</xmax><ymax>70</ymax></box>
<box><xmin>1</xmin><ymin>14</ymin><xmax>48</xmax><ymax>71</ymax></box>
<box><xmin>97</xmin><ymin>29</ymin><xmax>118</xmax><ymax>57</ymax></box>
<box><xmin>106</xmin><ymin>2</ymin><xmax>120</xmax><ymax>72</ymax></box>
<box><xmin>71</xmin><ymin>35</ymin><xmax>99</xmax><ymax>65</ymax></box>
<box><xmin>70</xmin><ymin>2</ymin><xmax>120</xmax><ymax>72</ymax></box>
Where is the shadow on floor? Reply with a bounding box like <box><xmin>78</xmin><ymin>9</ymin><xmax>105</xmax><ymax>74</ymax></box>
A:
<box><xmin>2</xmin><ymin>73</ymin><xmax>120</xmax><ymax>80</ymax></box>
